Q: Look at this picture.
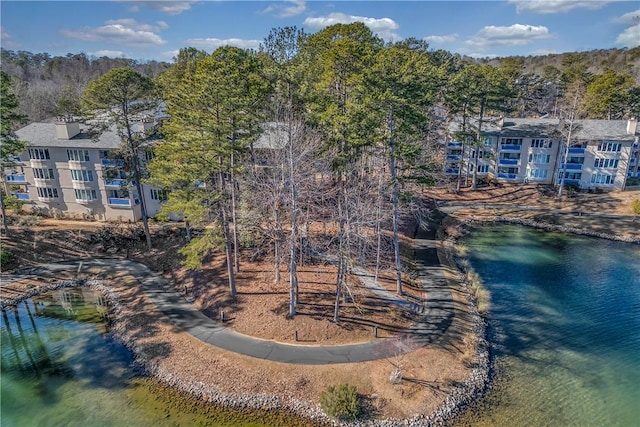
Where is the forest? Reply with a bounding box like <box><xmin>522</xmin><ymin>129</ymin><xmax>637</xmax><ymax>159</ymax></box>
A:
<box><xmin>2</xmin><ymin>24</ymin><xmax>639</xmax><ymax>320</ymax></box>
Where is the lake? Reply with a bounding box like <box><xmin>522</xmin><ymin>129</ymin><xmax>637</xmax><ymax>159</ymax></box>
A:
<box><xmin>0</xmin><ymin>287</ymin><xmax>317</xmax><ymax>427</ymax></box>
<box><xmin>455</xmin><ymin>225</ymin><xmax>640</xmax><ymax>427</ymax></box>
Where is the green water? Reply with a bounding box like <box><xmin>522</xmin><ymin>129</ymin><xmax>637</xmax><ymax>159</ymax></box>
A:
<box><xmin>457</xmin><ymin>225</ymin><xmax>640</xmax><ymax>427</ymax></box>
<box><xmin>0</xmin><ymin>288</ymin><xmax>319</xmax><ymax>427</ymax></box>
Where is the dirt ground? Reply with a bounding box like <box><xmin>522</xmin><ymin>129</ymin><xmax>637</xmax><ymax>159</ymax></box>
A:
<box><xmin>1</xmin><ymin>183</ymin><xmax>637</xmax><ymax>421</ymax></box>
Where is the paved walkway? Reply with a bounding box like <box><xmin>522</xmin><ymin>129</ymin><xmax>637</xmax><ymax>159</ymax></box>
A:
<box><xmin>1</xmin><ymin>216</ymin><xmax>460</xmax><ymax>365</ymax></box>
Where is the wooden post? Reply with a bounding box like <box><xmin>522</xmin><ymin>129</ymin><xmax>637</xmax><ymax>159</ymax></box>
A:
<box><xmin>295</xmin><ymin>331</ymin><xmax>298</xmax><ymax>342</ymax></box>
<box><xmin>220</xmin><ymin>311</ymin><xmax>224</xmax><ymax>323</ymax></box>
<box><xmin>374</xmin><ymin>326</ymin><xmax>378</xmax><ymax>338</ymax></box>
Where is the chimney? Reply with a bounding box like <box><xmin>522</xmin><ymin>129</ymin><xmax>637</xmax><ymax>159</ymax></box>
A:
<box><xmin>55</xmin><ymin>117</ymin><xmax>80</xmax><ymax>139</ymax></box>
<box><xmin>627</xmin><ymin>117</ymin><xmax>638</xmax><ymax>135</ymax></box>
<box><xmin>137</xmin><ymin>117</ymin><xmax>156</xmax><ymax>133</ymax></box>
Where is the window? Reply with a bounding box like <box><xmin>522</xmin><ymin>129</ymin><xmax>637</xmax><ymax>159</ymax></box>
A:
<box><xmin>108</xmin><ymin>189</ymin><xmax>129</xmax><ymax>198</ymax></box>
<box><xmin>33</xmin><ymin>168</ymin><xmax>55</xmax><ymax>179</ymax></box>
<box><xmin>142</xmin><ymin>150</ymin><xmax>155</xmax><ymax>162</ymax></box>
<box><xmin>591</xmin><ymin>174</ymin><xmax>616</xmax><ymax>185</ymax></box>
<box><xmin>70</xmin><ymin>169</ymin><xmax>94</xmax><ymax>181</ymax></box>
<box><xmin>562</xmin><ymin>172</ymin><xmax>582</xmax><ymax>180</ymax></box>
<box><xmin>498</xmin><ymin>167</ymin><xmax>519</xmax><ymax>174</ymax></box>
<box><xmin>74</xmin><ymin>189</ymin><xmax>97</xmax><ymax>201</ymax></box>
<box><xmin>528</xmin><ymin>153</ymin><xmax>551</xmax><ymax>163</ymax></box>
<box><xmin>484</xmin><ymin>137</ymin><xmax>493</xmax><ymax>146</ymax></box>
<box><xmin>501</xmin><ymin>138</ymin><xmax>523</xmax><ymax>145</ymax></box>
<box><xmin>566</xmin><ymin>156</ymin><xmax>584</xmax><ymax>165</ymax></box>
<box><xmin>477</xmin><ymin>164</ymin><xmax>489</xmax><ymax>173</ymax></box>
<box><xmin>67</xmin><ymin>149</ymin><xmax>90</xmax><ymax>161</ymax></box>
<box><xmin>472</xmin><ymin>149</ymin><xmax>491</xmax><ymax>159</ymax></box>
<box><xmin>594</xmin><ymin>158</ymin><xmax>619</xmax><ymax>169</ymax></box>
<box><xmin>528</xmin><ymin>168</ymin><xmax>548</xmax><ymax>179</ymax></box>
<box><xmin>531</xmin><ymin>139</ymin><xmax>552</xmax><ymax>148</ymax></box>
<box><xmin>28</xmin><ymin>148</ymin><xmax>50</xmax><ymax>160</ymax></box>
<box><xmin>597</xmin><ymin>142</ymin><xmax>622</xmax><ymax>152</ymax></box>
<box><xmin>150</xmin><ymin>188</ymin><xmax>168</xmax><ymax>201</ymax></box>
<box><xmin>500</xmin><ymin>152</ymin><xmax>521</xmax><ymax>160</ymax></box>
<box><xmin>99</xmin><ymin>150</ymin><xmax>111</xmax><ymax>159</ymax></box>
<box><xmin>37</xmin><ymin>187</ymin><xmax>58</xmax><ymax>198</ymax></box>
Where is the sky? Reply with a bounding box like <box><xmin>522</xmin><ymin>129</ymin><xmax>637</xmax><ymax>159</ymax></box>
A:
<box><xmin>0</xmin><ymin>1</ymin><xmax>639</xmax><ymax>62</ymax></box>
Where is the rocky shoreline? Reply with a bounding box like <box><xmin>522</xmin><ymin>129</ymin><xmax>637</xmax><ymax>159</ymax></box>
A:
<box><xmin>1</xmin><ymin>232</ymin><xmax>492</xmax><ymax>427</ymax></box>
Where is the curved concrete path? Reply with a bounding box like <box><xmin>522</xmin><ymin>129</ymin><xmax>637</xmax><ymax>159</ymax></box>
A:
<box><xmin>1</xmin><ymin>216</ymin><xmax>460</xmax><ymax>365</ymax></box>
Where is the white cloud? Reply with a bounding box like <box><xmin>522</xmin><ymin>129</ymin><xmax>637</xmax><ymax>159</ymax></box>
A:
<box><xmin>184</xmin><ymin>38</ymin><xmax>262</xmax><ymax>50</ymax></box>
<box><xmin>262</xmin><ymin>0</ymin><xmax>306</xmax><ymax>18</ymax></box>
<box><xmin>160</xmin><ymin>50</ymin><xmax>181</xmax><ymax>60</ymax></box>
<box><xmin>61</xmin><ymin>19</ymin><xmax>167</xmax><ymax>46</ymax></box>
<box><xmin>127</xmin><ymin>1</ymin><xmax>195</xmax><ymax>15</ymax></box>
<box><xmin>303</xmin><ymin>12</ymin><xmax>401</xmax><ymax>41</ymax></box>
<box><xmin>615</xmin><ymin>24</ymin><xmax>640</xmax><ymax>47</ymax></box>
<box><xmin>612</xmin><ymin>9</ymin><xmax>640</xmax><ymax>25</ymax></box>
<box><xmin>467</xmin><ymin>53</ymin><xmax>499</xmax><ymax>59</ymax></box>
<box><xmin>466</xmin><ymin>24</ymin><xmax>551</xmax><ymax>49</ymax></box>
<box><xmin>508</xmin><ymin>0</ymin><xmax>615</xmax><ymax>14</ymax></box>
<box><xmin>423</xmin><ymin>33</ymin><xmax>458</xmax><ymax>44</ymax></box>
<box><xmin>0</xmin><ymin>27</ymin><xmax>19</xmax><ymax>48</ymax></box>
<box><xmin>91</xmin><ymin>50</ymin><xmax>127</xmax><ymax>58</ymax></box>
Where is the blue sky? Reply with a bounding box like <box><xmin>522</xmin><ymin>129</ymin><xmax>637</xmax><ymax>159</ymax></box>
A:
<box><xmin>1</xmin><ymin>1</ymin><xmax>638</xmax><ymax>61</ymax></box>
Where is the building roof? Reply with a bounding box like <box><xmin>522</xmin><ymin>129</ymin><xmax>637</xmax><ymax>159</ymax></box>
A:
<box><xmin>448</xmin><ymin>117</ymin><xmax>639</xmax><ymax>142</ymax></box>
<box><xmin>15</xmin><ymin>122</ymin><xmax>123</xmax><ymax>149</ymax></box>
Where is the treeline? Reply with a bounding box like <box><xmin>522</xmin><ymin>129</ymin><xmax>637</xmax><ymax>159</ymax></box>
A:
<box><xmin>3</xmin><ymin>24</ymin><xmax>638</xmax><ymax>321</ymax></box>
<box><xmin>0</xmin><ymin>49</ymin><xmax>169</xmax><ymax>121</ymax></box>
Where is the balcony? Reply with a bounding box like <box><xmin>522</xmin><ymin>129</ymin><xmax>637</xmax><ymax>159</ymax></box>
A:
<box><xmin>101</xmin><ymin>159</ymin><xmax>125</xmax><ymax>167</ymax></box>
<box><xmin>447</xmin><ymin>141</ymin><xmax>462</xmax><ymax>147</ymax></box>
<box><xmin>500</xmin><ymin>144</ymin><xmax>522</xmax><ymax>151</ymax></box>
<box><xmin>5</xmin><ymin>174</ymin><xmax>26</xmax><ymax>183</ymax></box>
<box><xmin>497</xmin><ymin>173</ymin><xmax>518</xmax><ymax>179</ymax></box>
<box><xmin>568</xmin><ymin>148</ymin><xmax>585</xmax><ymax>155</ymax></box>
<box><xmin>446</xmin><ymin>155</ymin><xmax>462</xmax><ymax>161</ymax></box>
<box><xmin>563</xmin><ymin>163</ymin><xmax>583</xmax><ymax>170</ymax></box>
<box><xmin>108</xmin><ymin>198</ymin><xmax>132</xmax><ymax>207</ymax></box>
<box><xmin>561</xmin><ymin>179</ymin><xmax>581</xmax><ymax>185</ymax></box>
<box><xmin>445</xmin><ymin>168</ymin><xmax>459</xmax><ymax>175</ymax></box>
<box><xmin>499</xmin><ymin>159</ymin><xmax>519</xmax><ymax>166</ymax></box>
<box><xmin>10</xmin><ymin>192</ymin><xmax>29</xmax><ymax>200</ymax></box>
<box><xmin>105</xmin><ymin>179</ymin><xmax>127</xmax><ymax>187</ymax></box>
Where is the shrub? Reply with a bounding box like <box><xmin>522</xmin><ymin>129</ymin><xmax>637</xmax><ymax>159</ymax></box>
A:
<box><xmin>3</xmin><ymin>195</ymin><xmax>24</xmax><ymax>212</ymax></box>
<box><xmin>632</xmin><ymin>199</ymin><xmax>640</xmax><ymax>218</ymax></box>
<box><xmin>320</xmin><ymin>383</ymin><xmax>360</xmax><ymax>420</ymax></box>
<box><xmin>0</xmin><ymin>248</ymin><xmax>13</xmax><ymax>267</ymax></box>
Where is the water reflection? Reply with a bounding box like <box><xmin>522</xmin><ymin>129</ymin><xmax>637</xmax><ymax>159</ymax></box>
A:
<box><xmin>455</xmin><ymin>226</ymin><xmax>640</xmax><ymax>427</ymax></box>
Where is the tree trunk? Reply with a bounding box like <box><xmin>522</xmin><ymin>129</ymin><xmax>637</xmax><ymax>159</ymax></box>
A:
<box><xmin>1</xmin><ymin>190</ymin><xmax>9</xmax><ymax>235</ymax></box>
<box><xmin>472</xmin><ymin>100</ymin><xmax>485</xmax><ymax>190</ymax></box>
<box><xmin>230</xmin><ymin>151</ymin><xmax>240</xmax><ymax>273</ymax></box>
<box><xmin>219</xmin><ymin>171</ymin><xmax>237</xmax><ymax>297</ymax></box>
<box><xmin>388</xmin><ymin>102</ymin><xmax>403</xmax><ymax>295</ymax></box>
<box><xmin>287</xmin><ymin>115</ymin><xmax>298</xmax><ymax>317</ymax></box>
<box><xmin>125</xmin><ymin>119</ymin><xmax>152</xmax><ymax>250</ymax></box>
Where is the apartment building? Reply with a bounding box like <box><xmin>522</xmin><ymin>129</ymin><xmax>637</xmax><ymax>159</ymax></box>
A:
<box><xmin>6</xmin><ymin>119</ymin><xmax>166</xmax><ymax>221</ymax></box>
<box><xmin>445</xmin><ymin>117</ymin><xmax>640</xmax><ymax>191</ymax></box>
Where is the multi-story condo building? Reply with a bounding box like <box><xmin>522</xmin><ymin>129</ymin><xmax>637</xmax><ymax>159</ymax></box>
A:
<box><xmin>6</xmin><ymin>119</ymin><xmax>166</xmax><ymax>221</ymax></box>
<box><xmin>445</xmin><ymin>117</ymin><xmax>640</xmax><ymax>191</ymax></box>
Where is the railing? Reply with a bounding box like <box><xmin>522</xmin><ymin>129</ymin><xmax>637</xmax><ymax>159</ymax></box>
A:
<box><xmin>108</xmin><ymin>198</ymin><xmax>131</xmax><ymax>206</ymax></box>
<box><xmin>5</xmin><ymin>174</ymin><xmax>26</xmax><ymax>182</ymax></box>
<box><xmin>558</xmin><ymin>179</ymin><xmax>581</xmax><ymax>185</ymax></box>
<box><xmin>568</xmin><ymin>148</ymin><xmax>585</xmax><ymax>155</ymax></box>
<box><xmin>499</xmin><ymin>159</ymin><xmax>519</xmax><ymax>165</ymax></box>
<box><xmin>563</xmin><ymin>163</ymin><xmax>583</xmax><ymax>170</ymax></box>
<box><xmin>105</xmin><ymin>179</ymin><xmax>127</xmax><ymax>187</ymax></box>
<box><xmin>446</xmin><ymin>155</ymin><xmax>461</xmax><ymax>161</ymax></box>
<box><xmin>500</xmin><ymin>144</ymin><xmax>522</xmax><ymax>151</ymax></box>
<box><xmin>497</xmin><ymin>173</ymin><xmax>518</xmax><ymax>179</ymax></box>
<box><xmin>101</xmin><ymin>159</ymin><xmax>125</xmax><ymax>167</ymax></box>
<box><xmin>11</xmin><ymin>192</ymin><xmax>29</xmax><ymax>200</ymax></box>
<box><xmin>445</xmin><ymin>168</ymin><xmax>459</xmax><ymax>175</ymax></box>
<box><xmin>447</xmin><ymin>142</ymin><xmax>462</xmax><ymax>147</ymax></box>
